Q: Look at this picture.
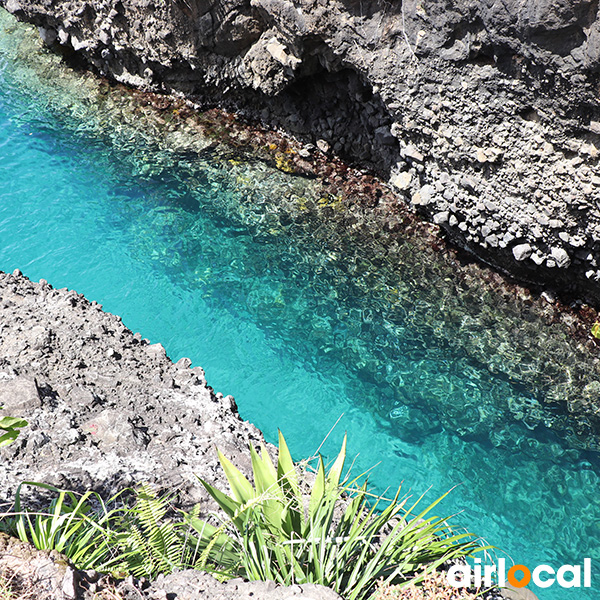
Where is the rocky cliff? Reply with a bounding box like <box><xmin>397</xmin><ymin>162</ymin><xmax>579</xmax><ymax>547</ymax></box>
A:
<box><xmin>3</xmin><ymin>0</ymin><xmax>600</xmax><ymax>301</ymax></box>
<box><xmin>0</xmin><ymin>270</ymin><xmax>263</xmax><ymax>506</ymax></box>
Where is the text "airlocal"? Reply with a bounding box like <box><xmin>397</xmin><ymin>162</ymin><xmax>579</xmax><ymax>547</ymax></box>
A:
<box><xmin>447</xmin><ymin>558</ymin><xmax>592</xmax><ymax>589</ymax></box>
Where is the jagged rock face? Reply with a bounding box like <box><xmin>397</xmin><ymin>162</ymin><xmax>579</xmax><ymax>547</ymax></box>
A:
<box><xmin>3</xmin><ymin>0</ymin><xmax>600</xmax><ymax>301</ymax></box>
<box><xmin>0</xmin><ymin>270</ymin><xmax>266</xmax><ymax>508</ymax></box>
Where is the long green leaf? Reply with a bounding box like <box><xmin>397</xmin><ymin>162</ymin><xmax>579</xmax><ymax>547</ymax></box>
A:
<box><xmin>0</xmin><ymin>416</ymin><xmax>28</xmax><ymax>429</ymax></box>
<box><xmin>326</xmin><ymin>433</ymin><xmax>347</xmax><ymax>489</ymax></box>
<box><xmin>218</xmin><ymin>450</ymin><xmax>255</xmax><ymax>504</ymax></box>
<box><xmin>308</xmin><ymin>457</ymin><xmax>326</xmax><ymax>519</ymax></box>
<box><xmin>250</xmin><ymin>444</ymin><xmax>281</xmax><ymax>499</ymax></box>
<box><xmin>276</xmin><ymin>430</ymin><xmax>301</xmax><ymax>507</ymax></box>
<box><xmin>199</xmin><ymin>478</ymin><xmax>241</xmax><ymax>521</ymax></box>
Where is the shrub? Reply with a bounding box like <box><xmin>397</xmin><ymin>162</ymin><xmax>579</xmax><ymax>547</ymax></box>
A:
<box><xmin>0</xmin><ymin>430</ymin><xmax>487</xmax><ymax>600</ymax></box>
<box><xmin>184</xmin><ymin>431</ymin><xmax>485</xmax><ymax>600</ymax></box>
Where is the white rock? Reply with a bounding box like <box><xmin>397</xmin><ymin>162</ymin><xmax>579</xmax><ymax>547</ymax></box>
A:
<box><xmin>390</xmin><ymin>171</ymin><xmax>412</xmax><ymax>191</ymax></box>
<box><xmin>402</xmin><ymin>144</ymin><xmax>424</xmax><ymax>162</ymax></box>
<box><xmin>433</xmin><ymin>211</ymin><xmax>449</xmax><ymax>225</ymax></box>
<box><xmin>58</xmin><ymin>28</ymin><xmax>70</xmax><ymax>45</ymax></box>
<box><xmin>266</xmin><ymin>37</ymin><xmax>301</xmax><ymax>69</ymax></box>
<box><xmin>512</xmin><ymin>243</ymin><xmax>533</xmax><ymax>261</ymax></box>
<box><xmin>550</xmin><ymin>247</ymin><xmax>571</xmax><ymax>268</ymax></box>
<box><xmin>419</xmin><ymin>184</ymin><xmax>435</xmax><ymax>204</ymax></box>
<box><xmin>316</xmin><ymin>139</ymin><xmax>329</xmax><ymax>153</ymax></box>
<box><xmin>531</xmin><ymin>252</ymin><xmax>545</xmax><ymax>265</ymax></box>
<box><xmin>5</xmin><ymin>0</ymin><xmax>21</xmax><ymax>12</ymax></box>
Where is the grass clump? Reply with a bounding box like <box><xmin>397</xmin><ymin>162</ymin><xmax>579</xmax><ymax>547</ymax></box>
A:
<box><xmin>0</xmin><ymin>431</ymin><xmax>486</xmax><ymax>600</ymax></box>
<box><xmin>3</xmin><ymin>482</ymin><xmax>115</xmax><ymax>569</ymax></box>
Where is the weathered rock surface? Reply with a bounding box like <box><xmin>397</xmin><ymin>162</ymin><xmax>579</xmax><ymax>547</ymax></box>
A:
<box><xmin>0</xmin><ymin>268</ymin><xmax>346</xmax><ymax>598</ymax></box>
<box><xmin>0</xmin><ymin>531</ymin><xmax>344</xmax><ymax>600</ymax></box>
<box><xmin>2</xmin><ymin>0</ymin><xmax>600</xmax><ymax>301</ymax></box>
<box><xmin>0</xmin><ymin>532</ymin><xmax>78</xmax><ymax>599</ymax></box>
<box><xmin>144</xmin><ymin>572</ymin><xmax>343</xmax><ymax>600</ymax></box>
<box><xmin>0</xmin><ymin>269</ymin><xmax>265</xmax><ymax>507</ymax></box>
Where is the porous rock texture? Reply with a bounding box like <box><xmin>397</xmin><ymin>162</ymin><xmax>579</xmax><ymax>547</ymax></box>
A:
<box><xmin>0</xmin><ymin>269</ymin><xmax>264</xmax><ymax>506</ymax></box>
<box><xmin>0</xmin><ymin>532</ymin><xmax>78</xmax><ymax>600</ymax></box>
<box><xmin>0</xmin><ymin>535</ymin><xmax>343</xmax><ymax>600</ymax></box>
<box><xmin>3</xmin><ymin>0</ymin><xmax>600</xmax><ymax>302</ymax></box>
<box><xmin>0</xmin><ymin>269</ymin><xmax>345</xmax><ymax>599</ymax></box>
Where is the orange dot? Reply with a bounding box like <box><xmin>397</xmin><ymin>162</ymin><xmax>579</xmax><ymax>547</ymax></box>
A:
<box><xmin>508</xmin><ymin>565</ymin><xmax>531</xmax><ymax>588</ymax></box>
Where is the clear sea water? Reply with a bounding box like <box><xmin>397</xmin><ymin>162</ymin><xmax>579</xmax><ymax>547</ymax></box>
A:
<box><xmin>1</xmin><ymin>9</ymin><xmax>599</xmax><ymax>599</ymax></box>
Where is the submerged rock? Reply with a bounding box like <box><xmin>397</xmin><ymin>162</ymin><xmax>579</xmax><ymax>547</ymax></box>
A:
<box><xmin>2</xmin><ymin>0</ymin><xmax>600</xmax><ymax>300</ymax></box>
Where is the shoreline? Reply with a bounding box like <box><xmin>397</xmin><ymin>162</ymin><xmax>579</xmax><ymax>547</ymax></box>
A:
<box><xmin>0</xmin><ymin>8</ymin><xmax>599</xmax><ymax>599</ymax></box>
<box><xmin>0</xmin><ymin>270</ymin><xmax>267</xmax><ymax>508</ymax></box>
<box><xmin>3</xmin><ymin>0</ymin><xmax>600</xmax><ymax>302</ymax></box>
<box><xmin>0</xmin><ymin>5</ymin><xmax>599</xmax><ymax>450</ymax></box>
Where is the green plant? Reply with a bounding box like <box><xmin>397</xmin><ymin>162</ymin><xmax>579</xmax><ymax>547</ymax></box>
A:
<box><xmin>0</xmin><ymin>413</ymin><xmax>27</xmax><ymax>448</ymax></box>
<box><xmin>100</xmin><ymin>484</ymin><xmax>193</xmax><ymax>579</ymax></box>
<box><xmin>184</xmin><ymin>431</ymin><xmax>483</xmax><ymax>600</ymax></box>
<box><xmin>4</xmin><ymin>482</ymin><xmax>113</xmax><ymax>568</ymax></box>
<box><xmin>0</xmin><ymin>432</ymin><xmax>486</xmax><ymax>596</ymax></box>
<box><xmin>1</xmin><ymin>482</ymin><xmax>193</xmax><ymax>579</ymax></box>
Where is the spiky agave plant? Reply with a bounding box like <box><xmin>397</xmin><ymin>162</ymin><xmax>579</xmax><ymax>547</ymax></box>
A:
<box><xmin>184</xmin><ymin>431</ymin><xmax>484</xmax><ymax>600</ymax></box>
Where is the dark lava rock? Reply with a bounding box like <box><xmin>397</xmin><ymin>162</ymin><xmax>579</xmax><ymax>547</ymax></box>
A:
<box><xmin>3</xmin><ymin>0</ymin><xmax>600</xmax><ymax>301</ymax></box>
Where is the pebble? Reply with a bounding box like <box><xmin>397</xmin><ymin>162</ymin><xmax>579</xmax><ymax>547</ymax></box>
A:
<box><xmin>531</xmin><ymin>252</ymin><xmax>545</xmax><ymax>266</ymax></box>
<box><xmin>433</xmin><ymin>211</ymin><xmax>449</xmax><ymax>225</ymax></box>
<box><xmin>512</xmin><ymin>243</ymin><xmax>533</xmax><ymax>261</ymax></box>
<box><xmin>390</xmin><ymin>171</ymin><xmax>412</xmax><ymax>191</ymax></box>
<box><xmin>550</xmin><ymin>247</ymin><xmax>571</xmax><ymax>268</ymax></box>
<box><xmin>316</xmin><ymin>139</ymin><xmax>329</xmax><ymax>153</ymax></box>
<box><xmin>402</xmin><ymin>144</ymin><xmax>424</xmax><ymax>162</ymax></box>
<box><xmin>419</xmin><ymin>184</ymin><xmax>435</xmax><ymax>203</ymax></box>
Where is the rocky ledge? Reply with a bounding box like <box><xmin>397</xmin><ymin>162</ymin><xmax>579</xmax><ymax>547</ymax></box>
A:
<box><xmin>0</xmin><ymin>268</ymin><xmax>347</xmax><ymax>598</ymax></box>
<box><xmin>0</xmin><ymin>269</ymin><xmax>264</xmax><ymax>506</ymax></box>
<box><xmin>2</xmin><ymin>0</ymin><xmax>600</xmax><ymax>303</ymax></box>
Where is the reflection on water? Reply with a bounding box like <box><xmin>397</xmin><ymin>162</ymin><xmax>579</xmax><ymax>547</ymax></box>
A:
<box><xmin>1</xmin><ymin>8</ymin><xmax>599</xmax><ymax>600</ymax></box>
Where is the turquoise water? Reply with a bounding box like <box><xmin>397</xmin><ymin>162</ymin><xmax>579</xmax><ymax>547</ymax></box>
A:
<box><xmin>1</xmin><ymin>10</ymin><xmax>600</xmax><ymax>599</ymax></box>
